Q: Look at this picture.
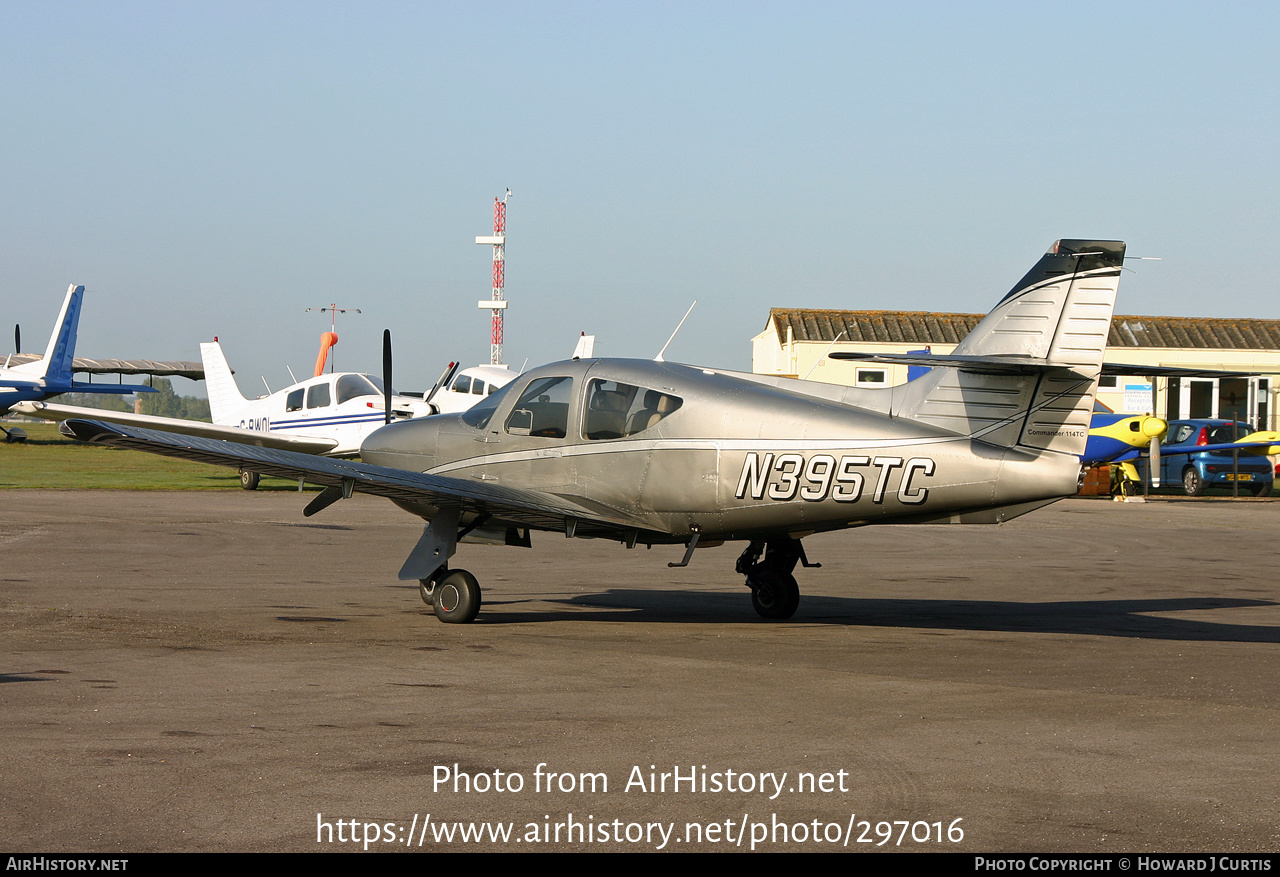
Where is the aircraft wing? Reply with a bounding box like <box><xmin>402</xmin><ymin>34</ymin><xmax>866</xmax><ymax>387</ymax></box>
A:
<box><xmin>59</xmin><ymin>419</ymin><xmax>655</xmax><ymax>537</ymax></box>
<box><xmin>1158</xmin><ymin>438</ymin><xmax>1280</xmax><ymax>458</ymax></box>
<box><xmin>16</xmin><ymin>401</ymin><xmax>340</xmax><ymax>454</ymax></box>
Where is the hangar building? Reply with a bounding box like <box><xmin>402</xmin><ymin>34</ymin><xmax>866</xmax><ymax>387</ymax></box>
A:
<box><xmin>752</xmin><ymin>309</ymin><xmax>1280</xmax><ymax>430</ymax></box>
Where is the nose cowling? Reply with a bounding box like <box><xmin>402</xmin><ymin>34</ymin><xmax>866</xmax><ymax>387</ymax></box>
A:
<box><xmin>360</xmin><ymin>417</ymin><xmax>441</xmax><ymax>470</ymax></box>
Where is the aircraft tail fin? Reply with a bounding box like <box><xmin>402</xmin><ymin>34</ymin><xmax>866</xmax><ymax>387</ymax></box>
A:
<box><xmin>900</xmin><ymin>240</ymin><xmax>1124</xmax><ymax>457</ymax></box>
<box><xmin>200</xmin><ymin>340</ymin><xmax>247</xmax><ymax>424</ymax></box>
<box><xmin>12</xmin><ymin>284</ymin><xmax>84</xmax><ymax>387</ymax></box>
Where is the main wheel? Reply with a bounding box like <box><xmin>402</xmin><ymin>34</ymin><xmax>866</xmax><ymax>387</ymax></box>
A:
<box><xmin>1182</xmin><ymin>467</ymin><xmax>1205</xmax><ymax>497</ymax></box>
<box><xmin>418</xmin><ymin>578</ymin><xmax>435</xmax><ymax>606</ymax></box>
<box><xmin>239</xmin><ymin>469</ymin><xmax>260</xmax><ymax>490</ymax></box>
<box><xmin>432</xmin><ymin>569</ymin><xmax>482</xmax><ymax>624</ymax></box>
<box><xmin>750</xmin><ymin>572</ymin><xmax>799</xmax><ymax>620</ymax></box>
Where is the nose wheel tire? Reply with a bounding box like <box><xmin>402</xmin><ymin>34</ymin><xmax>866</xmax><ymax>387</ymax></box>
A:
<box><xmin>750</xmin><ymin>572</ymin><xmax>799</xmax><ymax>620</ymax></box>
<box><xmin>432</xmin><ymin>569</ymin><xmax>482</xmax><ymax>624</ymax></box>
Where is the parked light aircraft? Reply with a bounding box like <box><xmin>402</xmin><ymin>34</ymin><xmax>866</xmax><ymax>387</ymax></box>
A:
<box><xmin>2</xmin><ymin>284</ymin><xmax>155</xmax><ymax>414</ymax></box>
<box><xmin>427</xmin><ymin>363</ymin><xmax>516</xmax><ymax>415</ymax></box>
<box><xmin>65</xmin><ymin>239</ymin><xmax>1131</xmax><ymax>624</ymax></box>
<box><xmin>19</xmin><ymin>335</ymin><xmax>517</xmax><ymax>487</ymax></box>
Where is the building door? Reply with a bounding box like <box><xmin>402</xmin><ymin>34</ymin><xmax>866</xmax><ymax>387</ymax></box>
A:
<box><xmin>1168</xmin><ymin>375</ymin><xmax>1270</xmax><ymax>428</ymax></box>
<box><xmin>1249</xmin><ymin>377</ymin><xmax>1271</xmax><ymax>429</ymax></box>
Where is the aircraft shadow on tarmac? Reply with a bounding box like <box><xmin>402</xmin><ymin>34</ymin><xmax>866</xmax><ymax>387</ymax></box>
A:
<box><xmin>466</xmin><ymin>592</ymin><xmax>1280</xmax><ymax>642</ymax></box>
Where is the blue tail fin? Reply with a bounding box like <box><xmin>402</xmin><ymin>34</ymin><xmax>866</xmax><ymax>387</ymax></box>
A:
<box><xmin>40</xmin><ymin>284</ymin><xmax>84</xmax><ymax>388</ymax></box>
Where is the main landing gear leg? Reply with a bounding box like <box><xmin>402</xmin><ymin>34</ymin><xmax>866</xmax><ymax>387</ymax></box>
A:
<box><xmin>736</xmin><ymin>538</ymin><xmax>802</xmax><ymax>620</ymax></box>
<box><xmin>400</xmin><ymin>507</ymin><xmax>483</xmax><ymax>624</ymax></box>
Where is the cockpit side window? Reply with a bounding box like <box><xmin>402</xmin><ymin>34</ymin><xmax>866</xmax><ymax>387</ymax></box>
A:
<box><xmin>506</xmin><ymin>376</ymin><xmax>573</xmax><ymax>438</ymax></box>
<box><xmin>452</xmin><ymin>375</ymin><xmax>472</xmax><ymax>394</ymax></box>
<box><xmin>286</xmin><ymin>389</ymin><xmax>304</xmax><ymax>412</ymax></box>
<box><xmin>583</xmin><ymin>379</ymin><xmax>682</xmax><ymax>440</ymax></box>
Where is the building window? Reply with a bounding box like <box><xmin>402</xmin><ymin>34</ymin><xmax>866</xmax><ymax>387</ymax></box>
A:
<box><xmin>855</xmin><ymin>368</ymin><xmax>887</xmax><ymax>387</ymax></box>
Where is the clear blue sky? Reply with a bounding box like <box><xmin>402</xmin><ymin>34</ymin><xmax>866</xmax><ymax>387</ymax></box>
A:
<box><xmin>3</xmin><ymin>1</ymin><xmax>1277</xmax><ymax>394</ymax></box>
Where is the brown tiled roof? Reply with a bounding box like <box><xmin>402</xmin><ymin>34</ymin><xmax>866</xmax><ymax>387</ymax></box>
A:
<box><xmin>768</xmin><ymin>309</ymin><xmax>1280</xmax><ymax>350</ymax></box>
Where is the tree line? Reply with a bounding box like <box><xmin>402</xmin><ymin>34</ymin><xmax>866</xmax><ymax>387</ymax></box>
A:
<box><xmin>59</xmin><ymin>378</ymin><xmax>212</xmax><ymax>421</ymax></box>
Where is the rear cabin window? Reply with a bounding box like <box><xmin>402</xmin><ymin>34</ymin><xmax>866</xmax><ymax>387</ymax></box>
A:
<box><xmin>583</xmin><ymin>379</ymin><xmax>683</xmax><ymax>440</ymax></box>
<box><xmin>307</xmin><ymin>383</ymin><xmax>331</xmax><ymax>409</ymax></box>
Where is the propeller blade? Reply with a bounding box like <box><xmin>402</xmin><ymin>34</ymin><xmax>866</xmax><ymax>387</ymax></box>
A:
<box><xmin>424</xmin><ymin>361</ymin><xmax>459</xmax><ymax>408</ymax></box>
<box><xmin>383</xmin><ymin>329</ymin><xmax>393</xmax><ymax>425</ymax></box>
<box><xmin>1149</xmin><ymin>433</ymin><xmax>1162</xmax><ymax>489</ymax></box>
<box><xmin>1140</xmin><ymin>415</ymin><xmax>1165</xmax><ymax>490</ymax></box>
<box><xmin>14</xmin><ymin>324</ymin><xmax>20</xmax><ymax>354</ymax></box>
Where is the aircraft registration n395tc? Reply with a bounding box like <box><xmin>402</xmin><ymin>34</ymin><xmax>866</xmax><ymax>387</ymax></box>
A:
<box><xmin>64</xmin><ymin>239</ymin><xmax>1127</xmax><ymax>624</ymax></box>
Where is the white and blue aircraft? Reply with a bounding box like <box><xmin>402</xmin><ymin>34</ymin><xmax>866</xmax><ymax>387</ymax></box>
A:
<box><xmin>17</xmin><ymin>333</ymin><xmax>516</xmax><ymax>486</ymax></box>
<box><xmin>1</xmin><ymin>284</ymin><xmax>155</xmax><ymax>416</ymax></box>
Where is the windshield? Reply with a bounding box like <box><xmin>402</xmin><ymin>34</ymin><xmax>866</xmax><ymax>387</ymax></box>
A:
<box><xmin>460</xmin><ymin>379</ymin><xmax>517</xmax><ymax>428</ymax></box>
<box><xmin>336</xmin><ymin>374</ymin><xmax>385</xmax><ymax>404</ymax></box>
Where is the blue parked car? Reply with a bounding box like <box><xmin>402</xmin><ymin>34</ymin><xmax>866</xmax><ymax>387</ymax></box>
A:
<box><xmin>1141</xmin><ymin>419</ymin><xmax>1275</xmax><ymax>497</ymax></box>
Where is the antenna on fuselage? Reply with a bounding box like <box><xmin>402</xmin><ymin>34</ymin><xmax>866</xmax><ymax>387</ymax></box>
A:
<box><xmin>802</xmin><ymin>331</ymin><xmax>846</xmax><ymax>380</ymax></box>
<box><xmin>655</xmin><ymin>300</ymin><xmax>697</xmax><ymax>363</ymax></box>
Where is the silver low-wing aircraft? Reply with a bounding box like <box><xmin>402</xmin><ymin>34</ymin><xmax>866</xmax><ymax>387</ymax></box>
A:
<box><xmin>64</xmin><ymin>239</ymin><xmax>1126</xmax><ymax>624</ymax></box>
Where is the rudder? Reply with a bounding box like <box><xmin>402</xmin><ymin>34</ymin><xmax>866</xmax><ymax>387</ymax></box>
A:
<box><xmin>903</xmin><ymin>240</ymin><xmax>1124</xmax><ymax>457</ymax></box>
<box><xmin>200</xmin><ymin>340</ymin><xmax>248</xmax><ymax>424</ymax></box>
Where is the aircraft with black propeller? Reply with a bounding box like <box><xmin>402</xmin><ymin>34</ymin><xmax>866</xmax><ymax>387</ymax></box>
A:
<box><xmin>64</xmin><ymin>239</ymin><xmax>1177</xmax><ymax>624</ymax></box>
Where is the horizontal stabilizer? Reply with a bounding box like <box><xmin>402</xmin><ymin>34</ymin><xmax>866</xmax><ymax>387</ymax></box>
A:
<box><xmin>834</xmin><ymin>357</ymin><xmax>1260</xmax><ymax>383</ymax></box>
<box><xmin>831</xmin><ymin>351</ymin><xmax>1084</xmax><ymax>375</ymax></box>
<box><xmin>1098</xmin><ymin>363</ymin><xmax>1262</xmax><ymax>379</ymax></box>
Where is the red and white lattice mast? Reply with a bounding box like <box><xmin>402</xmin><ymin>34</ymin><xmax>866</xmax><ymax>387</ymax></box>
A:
<box><xmin>475</xmin><ymin>190</ymin><xmax>511</xmax><ymax>365</ymax></box>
